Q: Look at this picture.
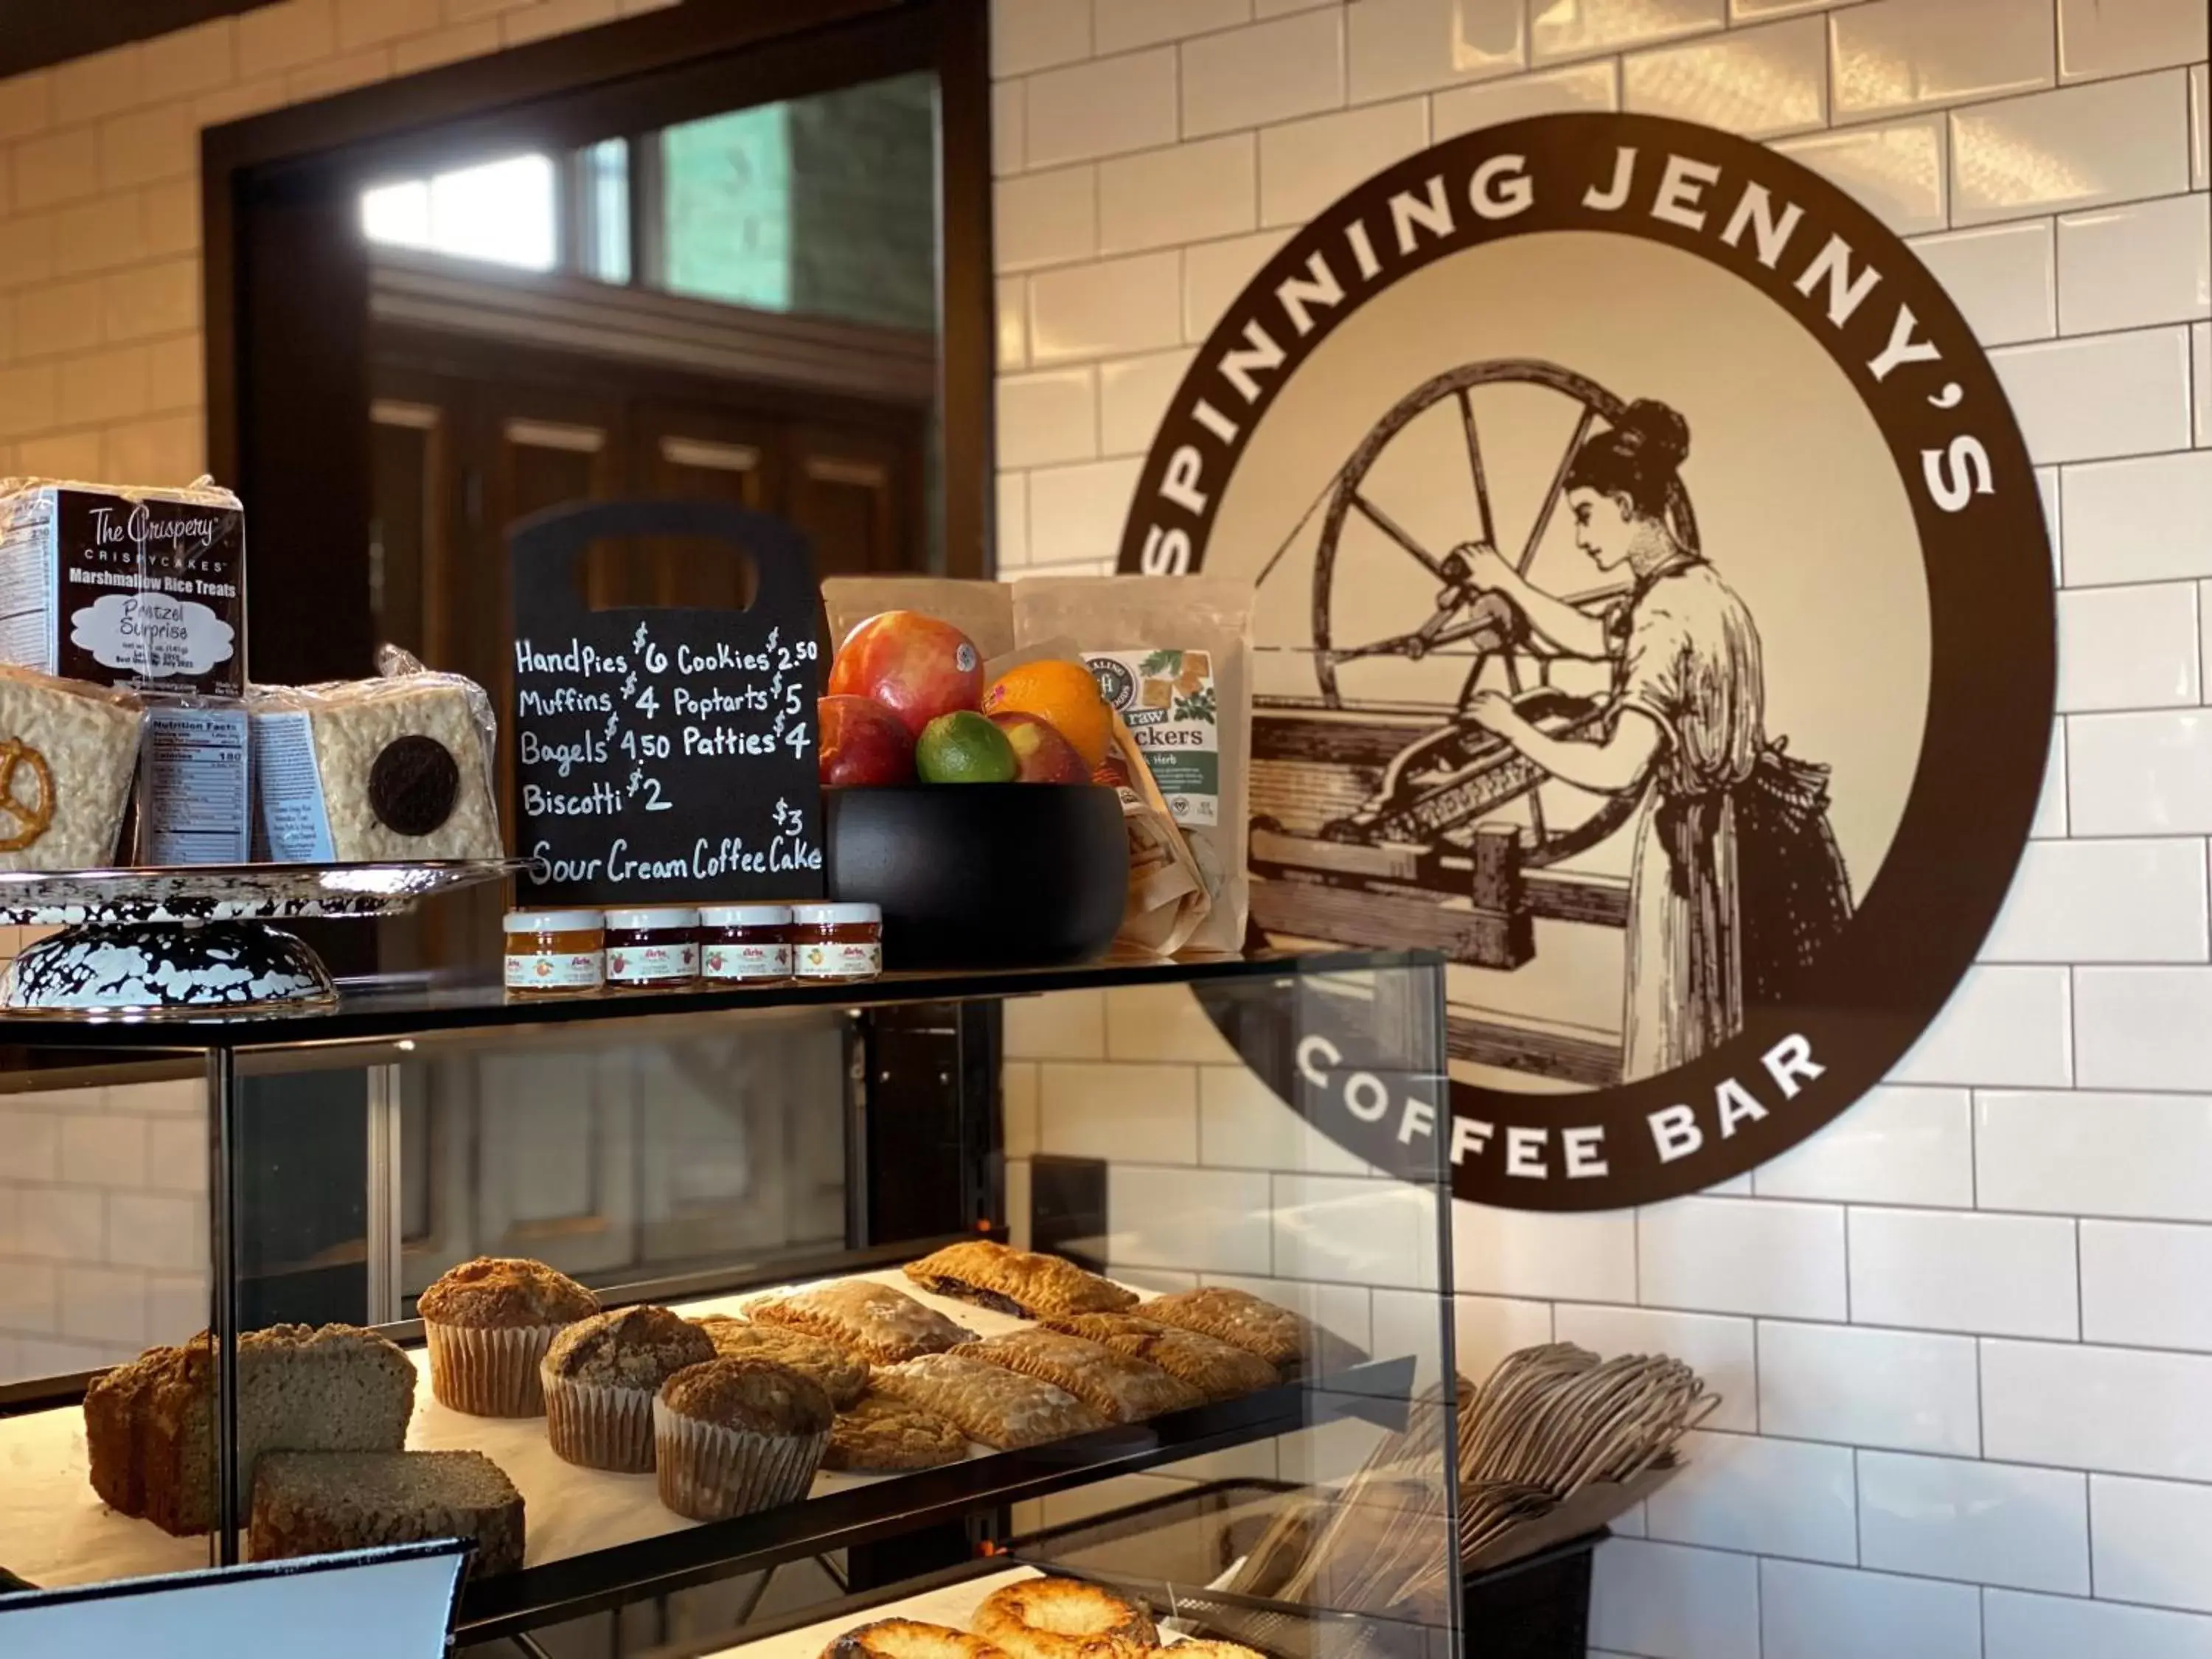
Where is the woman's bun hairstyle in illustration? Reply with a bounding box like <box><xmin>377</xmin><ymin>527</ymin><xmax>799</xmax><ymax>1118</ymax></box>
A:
<box><xmin>1565</xmin><ymin>397</ymin><xmax>1689</xmax><ymax>520</ymax></box>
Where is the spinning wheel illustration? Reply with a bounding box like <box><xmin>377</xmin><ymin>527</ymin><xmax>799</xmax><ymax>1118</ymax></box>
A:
<box><xmin>1307</xmin><ymin>359</ymin><xmax>1697</xmax><ymax>870</ymax></box>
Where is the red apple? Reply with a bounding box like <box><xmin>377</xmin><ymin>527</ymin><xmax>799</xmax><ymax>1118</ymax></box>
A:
<box><xmin>829</xmin><ymin>611</ymin><xmax>984</xmax><ymax>738</ymax></box>
<box><xmin>990</xmin><ymin>710</ymin><xmax>1088</xmax><ymax>784</ymax></box>
<box><xmin>818</xmin><ymin>695</ymin><xmax>915</xmax><ymax>786</ymax></box>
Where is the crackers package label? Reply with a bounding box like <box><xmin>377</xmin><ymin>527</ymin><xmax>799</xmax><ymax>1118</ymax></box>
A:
<box><xmin>0</xmin><ymin>478</ymin><xmax>246</xmax><ymax>699</ymax></box>
<box><xmin>1087</xmin><ymin>648</ymin><xmax>1220</xmax><ymax>829</ymax></box>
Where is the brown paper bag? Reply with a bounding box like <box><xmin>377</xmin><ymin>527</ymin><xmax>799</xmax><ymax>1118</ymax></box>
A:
<box><xmin>1012</xmin><ymin>577</ymin><xmax>1253</xmax><ymax>955</ymax></box>
<box><xmin>985</xmin><ymin>638</ymin><xmax>1211</xmax><ymax>956</ymax></box>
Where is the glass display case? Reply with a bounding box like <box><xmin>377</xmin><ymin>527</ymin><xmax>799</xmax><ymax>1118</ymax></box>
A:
<box><xmin>0</xmin><ymin>950</ymin><xmax>1457</xmax><ymax>1658</ymax></box>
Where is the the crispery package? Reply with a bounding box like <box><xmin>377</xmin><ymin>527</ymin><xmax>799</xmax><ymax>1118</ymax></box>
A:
<box><xmin>0</xmin><ymin>665</ymin><xmax>145</xmax><ymax>872</ymax></box>
<box><xmin>823</xmin><ymin>575</ymin><xmax>1015</xmax><ymax>661</ymax></box>
<box><xmin>249</xmin><ymin>647</ymin><xmax>503</xmax><ymax>864</ymax></box>
<box><xmin>1013</xmin><ymin>577</ymin><xmax>1254</xmax><ymax>955</ymax></box>
<box><xmin>0</xmin><ymin>476</ymin><xmax>246</xmax><ymax>698</ymax></box>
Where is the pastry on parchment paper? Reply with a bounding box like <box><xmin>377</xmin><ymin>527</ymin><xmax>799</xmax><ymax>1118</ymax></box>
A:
<box><xmin>0</xmin><ymin>667</ymin><xmax>141</xmax><ymax>871</ymax></box>
<box><xmin>248</xmin><ymin>1449</ymin><xmax>523</xmax><ymax>1576</ymax></box>
<box><xmin>653</xmin><ymin>1356</ymin><xmax>832</xmax><ymax>1523</ymax></box>
<box><xmin>902</xmin><ymin>1240</ymin><xmax>1136</xmax><ymax>1320</ymax></box>
<box><xmin>972</xmin><ymin>1578</ymin><xmax>1158</xmax><ymax>1659</ymax></box>
<box><xmin>869</xmin><ymin>1352</ymin><xmax>1105</xmax><ymax>1450</ymax></box>
<box><xmin>745</xmin><ymin>1280</ymin><xmax>976</xmax><ymax>1366</ymax></box>
<box><xmin>822</xmin><ymin>1620</ymin><xmax>1010</xmax><ymax>1659</ymax></box>
<box><xmin>821</xmin><ymin>1391</ymin><xmax>970</xmax><ymax>1472</ymax></box>
<box><xmin>1039</xmin><ymin>1311</ymin><xmax>1279</xmax><ymax>1401</ymax></box>
<box><xmin>692</xmin><ymin>1314</ymin><xmax>869</xmax><ymax>1410</ymax></box>
<box><xmin>1134</xmin><ymin>1287</ymin><xmax>1366</xmax><ymax>1374</ymax></box>
<box><xmin>954</xmin><ymin>1329</ymin><xmax>1203</xmax><ymax>1425</ymax></box>
<box><xmin>84</xmin><ymin>1323</ymin><xmax>414</xmax><ymax>1537</ymax></box>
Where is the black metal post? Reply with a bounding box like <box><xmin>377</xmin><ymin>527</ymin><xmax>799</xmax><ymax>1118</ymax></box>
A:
<box><xmin>206</xmin><ymin>1043</ymin><xmax>241</xmax><ymax>1565</ymax></box>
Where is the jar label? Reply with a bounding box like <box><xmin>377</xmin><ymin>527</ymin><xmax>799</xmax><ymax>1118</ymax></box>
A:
<box><xmin>704</xmin><ymin>942</ymin><xmax>793</xmax><ymax>980</ymax></box>
<box><xmin>608</xmin><ymin>941</ymin><xmax>699</xmax><ymax>984</ymax></box>
<box><xmin>798</xmin><ymin>939</ymin><xmax>882</xmax><ymax>978</ymax></box>
<box><xmin>505</xmin><ymin>950</ymin><xmax>605</xmax><ymax>990</ymax></box>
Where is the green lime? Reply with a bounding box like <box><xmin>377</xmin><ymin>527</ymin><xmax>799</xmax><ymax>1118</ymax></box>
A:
<box><xmin>916</xmin><ymin>710</ymin><xmax>1018</xmax><ymax>784</ymax></box>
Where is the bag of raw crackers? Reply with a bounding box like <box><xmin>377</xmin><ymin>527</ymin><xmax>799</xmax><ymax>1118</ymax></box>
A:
<box><xmin>1013</xmin><ymin>577</ymin><xmax>1253</xmax><ymax>956</ymax></box>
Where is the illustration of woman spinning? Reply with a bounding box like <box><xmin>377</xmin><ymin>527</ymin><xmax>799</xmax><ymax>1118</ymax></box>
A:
<box><xmin>1457</xmin><ymin>398</ymin><xmax>1853</xmax><ymax>1082</ymax></box>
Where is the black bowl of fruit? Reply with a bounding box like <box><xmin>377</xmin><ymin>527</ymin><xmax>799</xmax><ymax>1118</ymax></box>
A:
<box><xmin>821</xmin><ymin>612</ymin><xmax>1127</xmax><ymax>970</ymax></box>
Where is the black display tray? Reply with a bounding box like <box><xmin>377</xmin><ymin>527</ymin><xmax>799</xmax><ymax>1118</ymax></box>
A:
<box><xmin>0</xmin><ymin>948</ymin><xmax>1442</xmax><ymax>1049</ymax></box>
<box><xmin>453</xmin><ymin>1359</ymin><xmax>1416</xmax><ymax>1643</ymax></box>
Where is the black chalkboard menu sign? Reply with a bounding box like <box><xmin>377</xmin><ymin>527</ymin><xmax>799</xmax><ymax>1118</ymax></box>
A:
<box><xmin>506</xmin><ymin>498</ymin><xmax>824</xmax><ymax>908</ymax></box>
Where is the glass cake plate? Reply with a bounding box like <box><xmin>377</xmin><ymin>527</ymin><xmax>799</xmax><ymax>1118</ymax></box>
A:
<box><xmin>0</xmin><ymin>858</ymin><xmax>535</xmax><ymax>926</ymax></box>
<box><xmin>0</xmin><ymin>858</ymin><xmax>533</xmax><ymax>1018</ymax></box>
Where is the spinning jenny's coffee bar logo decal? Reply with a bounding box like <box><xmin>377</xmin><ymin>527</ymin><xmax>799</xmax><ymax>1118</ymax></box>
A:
<box><xmin>1123</xmin><ymin>115</ymin><xmax>2054</xmax><ymax>1211</ymax></box>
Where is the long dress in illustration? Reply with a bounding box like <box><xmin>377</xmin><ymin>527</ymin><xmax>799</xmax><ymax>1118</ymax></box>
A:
<box><xmin>1612</xmin><ymin>557</ymin><xmax>1856</xmax><ymax>1082</ymax></box>
<box><xmin>1614</xmin><ymin>558</ymin><xmax>1759</xmax><ymax>1081</ymax></box>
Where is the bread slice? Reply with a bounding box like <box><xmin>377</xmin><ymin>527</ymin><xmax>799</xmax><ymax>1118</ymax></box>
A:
<box><xmin>249</xmin><ymin>1450</ymin><xmax>523</xmax><ymax>1576</ymax></box>
<box><xmin>84</xmin><ymin>1324</ymin><xmax>415</xmax><ymax>1537</ymax></box>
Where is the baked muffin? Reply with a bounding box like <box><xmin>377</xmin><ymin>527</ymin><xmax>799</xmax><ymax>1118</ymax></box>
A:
<box><xmin>540</xmin><ymin>1306</ymin><xmax>714</xmax><ymax>1472</ymax></box>
<box><xmin>418</xmin><ymin>1257</ymin><xmax>599</xmax><ymax>1417</ymax></box>
<box><xmin>653</xmin><ymin>1357</ymin><xmax>832</xmax><ymax>1521</ymax></box>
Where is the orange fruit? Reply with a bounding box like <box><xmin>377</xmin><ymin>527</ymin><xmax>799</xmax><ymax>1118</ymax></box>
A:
<box><xmin>983</xmin><ymin>659</ymin><xmax>1113</xmax><ymax>768</ymax></box>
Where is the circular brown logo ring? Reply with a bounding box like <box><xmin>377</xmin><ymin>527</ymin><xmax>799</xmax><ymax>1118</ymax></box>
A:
<box><xmin>0</xmin><ymin>738</ymin><xmax>56</xmax><ymax>852</ymax></box>
<box><xmin>1125</xmin><ymin>114</ymin><xmax>2055</xmax><ymax>1211</ymax></box>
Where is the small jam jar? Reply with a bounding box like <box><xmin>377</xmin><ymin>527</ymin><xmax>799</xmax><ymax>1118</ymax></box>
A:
<box><xmin>504</xmin><ymin>909</ymin><xmax>605</xmax><ymax>995</ymax></box>
<box><xmin>604</xmin><ymin>907</ymin><xmax>701</xmax><ymax>988</ymax></box>
<box><xmin>791</xmin><ymin>902</ymin><xmax>883</xmax><ymax>981</ymax></box>
<box><xmin>700</xmin><ymin>904</ymin><xmax>794</xmax><ymax>984</ymax></box>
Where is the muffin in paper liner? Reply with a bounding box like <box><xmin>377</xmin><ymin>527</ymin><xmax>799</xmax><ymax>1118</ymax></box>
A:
<box><xmin>425</xmin><ymin>1321</ymin><xmax>566</xmax><ymax>1417</ymax></box>
<box><xmin>653</xmin><ymin>1396</ymin><xmax>827</xmax><ymax>1521</ymax></box>
<box><xmin>543</xmin><ymin>1368</ymin><xmax>658</xmax><ymax>1472</ymax></box>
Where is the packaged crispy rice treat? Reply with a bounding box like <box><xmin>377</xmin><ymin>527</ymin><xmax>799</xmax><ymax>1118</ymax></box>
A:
<box><xmin>0</xmin><ymin>667</ymin><xmax>143</xmax><ymax>871</ymax></box>
<box><xmin>0</xmin><ymin>476</ymin><xmax>251</xmax><ymax>866</ymax></box>
<box><xmin>251</xmin><ymin>647</ymin><xmax>502</xmax><ymax>863</ymax></box>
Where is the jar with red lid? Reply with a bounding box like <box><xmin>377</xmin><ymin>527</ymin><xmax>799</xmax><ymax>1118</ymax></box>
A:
<box><xmin>700</xmin><ymin>904</ymin><xmax>794</xmax><ymax>984</ymax></box>
<box><xmin>604</xmin><ymin>906</ymin><xmax>700</xmax><ymax>989</ymax></box>
<box><xmin>791</xmin><ymin>902</ymin><xmax>883</xmax><ymax>981</ymax></box>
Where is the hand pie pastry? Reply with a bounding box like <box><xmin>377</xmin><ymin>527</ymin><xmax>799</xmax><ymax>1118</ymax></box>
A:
<box><xmin>902</xmin><ymin>1241</ymin><xmax>1136</xmax><ymax>1319</ymax></box>
<box><xmin>821</xmin><ymin>1392</ymin><xmax>970</xmax><ymax>1472</ymax></box>
<box><xmin>955</xmin><ymin>1329</ymin><xmax>1202</xmax><ymax>1424</ymax></box>
<box><xmin>869</xmin><ymin>1352</ymin><xmax>1105</xmax><ymax>1450</ymax></box>
<box><xmin>1134</xmin><ymin>1287</ymin><xmax>1365</xmax><ymax>1374</ymax></box>
<box><xmin>691</xmin><ymin>1315</ymin><xmax>869</xmax><ymax>1409</ymax></box>
<box><xmin>973</xmin><ymin>1578</ymin><xmax>1157</xmax><ymax>1659</ymax></box>
<box><xmin>1040</xmin><ymin>1312</ymin><xmax>1279</xmax><ymax>1401</ymax></box>
<box><xmin>745</xmin><ymin>1280</ymin><xmax>975</xmax><ymax>1365</ymax></box>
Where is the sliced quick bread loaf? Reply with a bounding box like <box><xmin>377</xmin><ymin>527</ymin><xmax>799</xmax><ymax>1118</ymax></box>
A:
<box><xmin>249</xmin><ymin>1450</ymin><xmax>523</xmax><ymax>1576</ymax></box>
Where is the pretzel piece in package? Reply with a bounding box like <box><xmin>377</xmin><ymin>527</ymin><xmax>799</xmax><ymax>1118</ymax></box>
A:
<box><xmin>249</xmin><ymin>646</ymin><xmax>503</xmax><ymax>863</ymax></box>
<box><xmin>0</xmin><ymin>665</ymin><xmax>144</xmax><ymax>871</ymax></box>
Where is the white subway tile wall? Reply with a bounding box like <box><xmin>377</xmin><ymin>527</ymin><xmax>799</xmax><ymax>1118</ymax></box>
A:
<box><xmin>0</xmin><ymin>1079</ymin><xmax>206</xmax><ymax>1376</ymax></box>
